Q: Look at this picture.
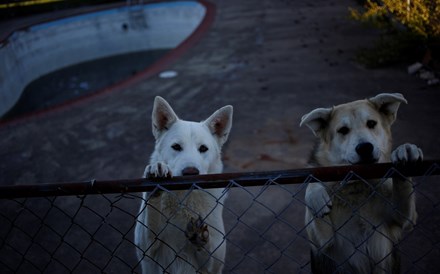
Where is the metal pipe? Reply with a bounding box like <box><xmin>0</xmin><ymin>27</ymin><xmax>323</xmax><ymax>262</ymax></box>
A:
<box><xmin>0</xmin><ymin>160</ymin><xmax>438</xmax><ymax>199</ymax></box>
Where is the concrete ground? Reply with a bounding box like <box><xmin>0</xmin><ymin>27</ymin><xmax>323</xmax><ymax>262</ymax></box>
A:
<box><xmin>1</xmin><ymin>0</ymin><xmax>440</xmax><ymax>273</ymax></box>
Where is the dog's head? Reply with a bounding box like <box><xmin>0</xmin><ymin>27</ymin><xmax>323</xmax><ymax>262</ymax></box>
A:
<box><xmin>150</xmin><ymin>96</ymin><xmax>233</xmax><ymax>176</ymax></box>
<box><xmin>300</xmin><ymin>93</ymin><xmax>407</xmax><ymax>166</ymax></box>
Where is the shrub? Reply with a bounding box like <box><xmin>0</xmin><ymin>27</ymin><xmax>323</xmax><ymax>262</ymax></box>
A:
<box><xmin>350</xmin><ymin>0</ymin><xmax>440</xmax><ymax>68</ymax></box>
<box><xmin>350</xmin><ymin>0</ymin><xmax>440</xmax><ymax>38</ymax></box>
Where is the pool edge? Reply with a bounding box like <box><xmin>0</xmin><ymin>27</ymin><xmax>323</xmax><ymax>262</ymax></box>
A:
<box><xmin>0</xmin><ymin>0</ymin><xmax>216</xmax><ymax>128</ymax></box>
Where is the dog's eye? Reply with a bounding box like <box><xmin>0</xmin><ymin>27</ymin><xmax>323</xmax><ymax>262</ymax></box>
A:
<box><xmin>337</xmin><ymin>126</ymin><xmax>350</xmax><ymax>135</ymax></box>
<box><xmin>199</xmin><ymin>145</ymin><xmax>208</xmax><ymax>153</ymax></box>
<box><xmin>171</xmin><ymin>144</ymin><xmax>182</xmax><ymax>151</ymax></box>
<box><xmin>367</xmin><ymin>120</ymin><xmax>377</xmax><ymax>129</ymax></box>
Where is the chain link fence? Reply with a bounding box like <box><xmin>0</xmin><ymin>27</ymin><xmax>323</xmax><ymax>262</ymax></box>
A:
<box><xmin>0</xmin><ymin>161</ymin><xmax>439</xmax><ymax>273</ymax></box>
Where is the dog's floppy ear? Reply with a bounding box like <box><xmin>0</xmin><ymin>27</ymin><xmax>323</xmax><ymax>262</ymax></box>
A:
<box><xmin>300</xmin><ymin>108</ymin><xmax>332</xmax><ymax>137</ymax></box>
<box><xmin>204</xmin><ymin>105</ymin><xmax>233</xmax><ymax>146</ymax></box>
<box><xmin>152</xmin><ymin>96</ymin><xmax>178</xmax><ymax>139</ymax></box>
<box><xmin>369</xmin><ymin>93</ymin><xmax>407</xmax><ymax>124</ymax></box>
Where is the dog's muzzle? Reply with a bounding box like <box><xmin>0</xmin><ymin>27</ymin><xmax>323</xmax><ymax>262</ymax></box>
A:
<box><xmin>182</xmin><ymin>167</ymin><xmax>200</xmax><ymax>176</ymax></box>
<box><xmin>355</xmin><ymin>142</ymin><xmax>378</xmax><ymax>164</ymax></box>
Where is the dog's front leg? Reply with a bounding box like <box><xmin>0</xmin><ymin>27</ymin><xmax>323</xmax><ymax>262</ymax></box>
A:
<box><xmin>390</xmin><ymin>143</ymin><xmax>423</xmax><ymax>230</ymax></box>
<box><xmin>305</xmin><ymin>183</ymin><xmax>335</xmax><ymax>249</ymax></box>
<box><xmin>185</xmin><ymin>216</ymin><xmax>209</xmax><ymax>250</ymax></box>
<box><xmin>305</xmin><ymin>183</ymin><xmax>332</xmax><ymax>218</ymax></box>
<box><xmin>144</xmin><ymin>161</ymin><xmax>172</xmax><ymax>178</ymax></box>
<box><xmin>143</xmin><ymin>161</ymin><xmax>172</xmax><ymax>197</ymax></box>
<box><xmin>135</xmin><ymin>161</ymin><xmax>173</xmax><ymax>273</ymax></box>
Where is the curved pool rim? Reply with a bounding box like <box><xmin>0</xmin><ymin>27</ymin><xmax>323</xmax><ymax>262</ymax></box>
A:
<box><xmin>0</xmin><ymin>0</ymin><xmax>216</xmax><ymax>127</ymax></box>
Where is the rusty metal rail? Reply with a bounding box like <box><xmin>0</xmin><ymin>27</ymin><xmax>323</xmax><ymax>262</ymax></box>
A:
<box><xmin>0</xmin><ymin>160</ymin><xmax>439</xmax><ymax>273</ymax></box>
<box><xmin>0</xmin><ymin>160</ymin><xmax>438</xmax><ymax>199</ymax></box>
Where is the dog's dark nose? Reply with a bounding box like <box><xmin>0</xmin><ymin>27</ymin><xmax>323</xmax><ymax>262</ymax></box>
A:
<box><xmin>182</xmin><ymin>167</ymin><xmax>200</xmax><ymax>176</ymax></box>
<box><xmin>356</xmin><ymin>142</ymin><xmax>374</xmax><ymax>160</ymax></box>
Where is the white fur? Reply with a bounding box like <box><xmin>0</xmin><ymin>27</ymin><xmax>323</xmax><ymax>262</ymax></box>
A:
<box><xmin>300</xmin><ymin>93</ymin><xmax>422</xmax><ymax>273</ymax></box>
<box><xmin>134</xmin><ymin>97</ymin><xmax>233</xmax><ymax>274</ymax></box>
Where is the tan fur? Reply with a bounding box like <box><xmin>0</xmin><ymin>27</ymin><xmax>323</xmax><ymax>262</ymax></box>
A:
<box><xmin>300</xmin><ymin>93</ymin><xmax>422</xmax><ymax>273</ymax></box>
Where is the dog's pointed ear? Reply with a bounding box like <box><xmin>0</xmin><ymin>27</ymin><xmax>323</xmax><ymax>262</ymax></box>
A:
<box><xmin>369</xmin><ymin>93</ymin><xmax>407</xmax><ymax>124</ymax></box>
<box><xmin>204</xmin><ymin>105</ymin><xmax>233</xmax><ymax>146</ymax></box>
<box><xmin>300</xmin><ymin>108</ymin><xmax>332</xmax><ymax>136</ymax></box>
<box><xmin>152</xmin><ymin>96</ymin><xmax>178</xmax><ymax>139</ymax></box>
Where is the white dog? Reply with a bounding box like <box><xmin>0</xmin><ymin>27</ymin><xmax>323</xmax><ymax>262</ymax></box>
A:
<box><xmin>134</xmin><ymin>96</ymin><xmax>233</xmax><ymax>274</ymax></box>
<box><xmin>300</xmin><ymin>93</ymin><xmax>423</xmax><ymax>273</ymax></box>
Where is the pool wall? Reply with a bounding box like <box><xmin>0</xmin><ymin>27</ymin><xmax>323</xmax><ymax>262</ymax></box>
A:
<box><xmin>0</xmin><ymin>1</ymin><xmax>208</xmax><ymax>117</ymax></box>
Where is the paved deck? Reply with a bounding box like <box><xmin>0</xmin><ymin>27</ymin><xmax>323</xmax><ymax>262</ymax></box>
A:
<box><xmin>2</xmin><ymin>0</ymin><xmax>439</xmax><ymax>183</ymax></box>
<box><xmin>0</xmin><ymin>0</ymin><xmax>439</xmax><ymax>272</ymax></box>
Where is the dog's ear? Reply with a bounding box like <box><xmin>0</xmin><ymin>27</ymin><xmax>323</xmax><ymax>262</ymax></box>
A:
<box><xmin>300</xmin><ymin>108</ymin><xmax>332</xmax><ymax>137</ymax></box>
<box><xmin>369</xmin><ymin>93</ymin><xmax>407</xmax><ymax>124</ymax></box>
<box><xmin>152</xmin><ymin>96</ymin><xmax>178</xmax><ymax>139</ymax></box>
<box><xmin>204</xmin><ymin>105</ymin><xmax>233</xmax><ymax>146</ymax></box>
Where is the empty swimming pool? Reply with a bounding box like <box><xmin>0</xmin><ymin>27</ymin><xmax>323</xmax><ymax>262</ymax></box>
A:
<box><xmin>0</xmin><ymin>0</ymin><xmax>212</xmax><ymax>121</ymax></box>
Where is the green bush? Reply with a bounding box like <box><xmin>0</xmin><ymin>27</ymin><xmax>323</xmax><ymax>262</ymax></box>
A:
<box><xmin>350</xmin><ymin>0</ymin><xmax>440</xmax><ymax>67</ymax></box>
<box><xmin>350</xmin><ymin>0</ymin><xmax>440</xmax><ymax>38</ymax></box>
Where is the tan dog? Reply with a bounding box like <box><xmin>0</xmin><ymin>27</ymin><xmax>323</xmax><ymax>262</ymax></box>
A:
<box><xmin>300</xmin><ymin>93</ymin><xmax>423</xmax><ymax>273</ymax></box>
<box><xmin>134</xmin><ymin>97</ymin><xmax>233</xmax><ymax>273</ymax></box>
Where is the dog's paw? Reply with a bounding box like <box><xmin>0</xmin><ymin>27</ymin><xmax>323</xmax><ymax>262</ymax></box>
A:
<box><xmin>185</xmin><ymin>216</ymin><xmax>209</xmax><ymax>250</ymax></box>
<box><xmin>143</xmin><ymin>161</ymin><xmax>173</xmax><ymax>178</ymax></box>
<box><xmin>391</xmin><ymin>143</ymin><xmax>423</xmax><ymax>164</ymax></box>
<box><xmin>305</xmin><ymin>183</ymin><xmax>332</xmax><ymax>218</ymax></box>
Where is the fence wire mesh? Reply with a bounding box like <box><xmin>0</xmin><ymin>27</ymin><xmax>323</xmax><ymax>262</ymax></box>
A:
<box><xmin>0</xmin><ymin>161</ymin><xmax>439</xmax><ymax>273</ymax></box>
